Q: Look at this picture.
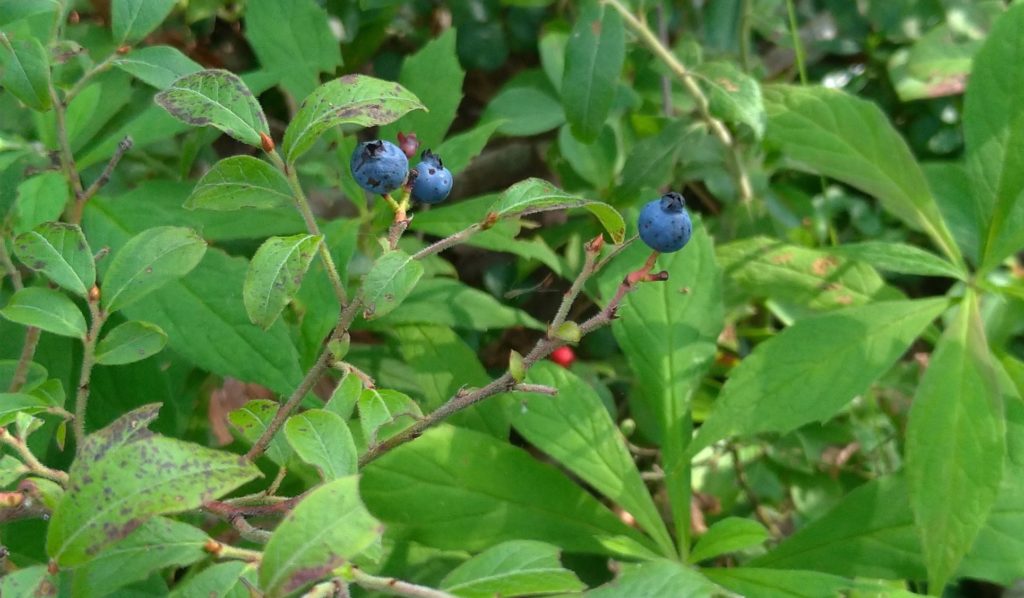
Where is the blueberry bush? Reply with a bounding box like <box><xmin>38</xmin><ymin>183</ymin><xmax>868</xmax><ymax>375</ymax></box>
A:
<box><xmin>1</xmin><ymin>1</ymin><xmax>1022</xmax><ymax>596</ymax></box>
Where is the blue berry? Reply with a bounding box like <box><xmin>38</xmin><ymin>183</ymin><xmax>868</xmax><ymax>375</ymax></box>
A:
<box><xmin>638</xmin><ymin>192</ymin><xmax>692</xmax><ymax>253</ymax></box>
<box><xmin>411</xmin><ymin>150</ymin><xmax>453</xmax><ymax>204</ymax></box>
<box><xmin>350</xmin><ymin>140</ymin><xmax>409</xmax><ymax>195</ymax></box>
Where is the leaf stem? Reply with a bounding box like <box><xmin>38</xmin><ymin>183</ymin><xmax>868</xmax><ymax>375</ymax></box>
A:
<box><xmin>785</xmin><ymin>0</ymin><xmax>808</xmax><ymax>84</ymax></box>
<box><xmin>602</xmin><ymin>0</ymin><xmax>754</xmax><ymax>204</ymax></box>
<box><xmin>73</xmin><ymin>292</ymin><xmax>106</xmax><ymax>452</ymax></box>
<box><xmin>0</xmin><ymin>428</ymin><xmax>68</xmax><ymax>485</ymax></box>
<box><xmin>64</xmin><ymin>52</ymin><xmax>120</xmax><ymax>105</ymax></box>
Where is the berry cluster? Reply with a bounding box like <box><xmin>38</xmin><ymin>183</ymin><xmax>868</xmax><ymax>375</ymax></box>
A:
<box><xmin>350</xmin><ymin>138</ymin><xmax>453</xmax><ymax>206</ymax></box>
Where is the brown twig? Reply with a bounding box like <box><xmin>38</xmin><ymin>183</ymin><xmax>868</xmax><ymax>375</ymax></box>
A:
<box><xmin>73</xmin><ymin>288</ymin><xmax>106</xmax><ymax>451</ymax></box>
<box><xmin>347</xmin><ymin>567</ymin><xmax>456</xmax><ymax>598</ymax></box>
<box><xmin>728</xmin><ymin>444</ymin><xmax>782</xmax><ymax>537</ymax></box>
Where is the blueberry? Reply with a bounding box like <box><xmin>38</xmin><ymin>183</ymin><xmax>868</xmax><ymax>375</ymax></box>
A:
<box><xmin>350</xmin><ymin>140</ymin><xmax>409</xmax><ymax>195</ymax></box>
<box><xmin>637</xmin><ymin>192</ymin><xmax>692</xmax><ymax>253</ymax></box>
<box><xmin>411</xmin><ymin>150</ymin><xmax>453</xmax><ymax>204</ymax></box>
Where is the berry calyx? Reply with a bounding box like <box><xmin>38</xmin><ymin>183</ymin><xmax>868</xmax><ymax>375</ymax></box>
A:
<box><xmin>637</xmin><ymin>191</ymin><xmax>692</xmax><ymax>253</ymax></box>
<box><xmin>550</xmin><ymin>346</ymin><xmax>575</xmax><ymax>368</ymax></box>
<box><xmin>350</xmin><ymin>140</ymin><xmax>409</xmax><ymax>195</ymax></box>
<box><xmin>411</xmin><ymin>150</ymin><xmax>453</xmax><ymax>205</ymax></box>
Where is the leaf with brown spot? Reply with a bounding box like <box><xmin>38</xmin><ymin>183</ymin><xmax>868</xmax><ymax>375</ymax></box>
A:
<box><xmin>13</xmin><ymin>222</ymin><xmax>94</xmax><ymax>297</ymax></box>
<box><xmin>155</xmin><ymin>69</ymin><xmax>269</xmax><ymax>147</ymax></box>
<box><xmin>260</xmin><ymin>476</ymin><xmax>381</xmax><ymax>597</ymax></box>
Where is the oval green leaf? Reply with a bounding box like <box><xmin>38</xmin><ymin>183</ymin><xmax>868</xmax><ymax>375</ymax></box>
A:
<box><xmin>487</xmin><ymin>178</ymin><xmax>625</xmax><ymax>243</ymax></box>
<box><xmin>13</xmin><ymin>222</ymin><xmax>95</xmax><ymax>297</ymax></box>
<box><xmin>1</xmin><ymin>287</ymin><xmax>87</xmax><ymax>339</ymax></box>
<box><xmin>112</xmin><ymin>45</ymin><xmax>202</xmax><ymax>90</ymax></box>
<box><xmin>243</xmin><ymin>234</ymin><xmax>322</xmax><ymax>329</ymax></box>
<box><xmin>112</xmin><ymin>0</ymin><xmax>176</xmax><ymax>45</ymax></box>
<box><xmin>361</xmin><ymin>250</ymin><xmax>424</xmax><ymax>320</ymax></box>
<box><xmin>440</xmin><ymin>540</ymin><xmax>585</xmax><ymax>598</ymax></box>
<box><xmin>94</xmin><ymin>320</ymin><xmax>168</xmax><ymax>366</ymax></box>
<box><xmin>561</xmin><ymin>1</ymin><xmax>624</xmax><ymax>142</ymax></box>
<box><xmin>186</xmin><ymin>155</ymin><xmax>292</xmax><ymax>211</ymax></box>
<box><xmin>283</xmin><ymin>409</ymin><xmax>357</xmax><ymax>480</ymax></box>
<box><xmin>0</xmin><ymin>35</ymin><xmax>52</xmax><ymax>112</ymax></box>
<box><xmin>228</xmin><ymin>399</ymin><xmax>292</xmax><ymax>466</ymax></box>
<box><xmin>155</xmin><ymin>69</ymin><xmax>269</xmax><ymax>147</ymax></box>
<box><xmin>101</xmin><ymin>226</ymin><xmax>207</xmax><ymax>313</ymax></box>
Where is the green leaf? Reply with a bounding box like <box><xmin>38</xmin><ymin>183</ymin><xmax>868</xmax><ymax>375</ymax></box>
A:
<box><xmin>185</xmin><ymin>156</ymin><xmax>292</xmax><ymax>211</ymax></box>
<box><xmin>763</xmin><ymin>84</ymin><xmax>961</xmax><ymax>264</ymax></box>
<box><xmin>829</xmin><ymin>241</ymin><xmax>966</xmax><ymax>280</ymax></box>
<box><xmin>688</xmin><ymin>298</ymin><xmax>950</xmax><ymax>457</ymax></box>
<box><xmin>614</xmin><ymin>120</ymin><xmax>690</xmax><ymax>203</ymax></box>
<box><xmin>924</xmin><ymin>161</ymin><xmax>980</xmax><ymax>264</ymax></box>
<box><xmin>561</xmin><ymin>0</ymin><xmax>624</xmax><ymax>142</ymax></box>
<box><xmin>368</xmin><ymin>277</ymin><xmax>544</xmax><ymax>332</ymax></box>
<box><xmin>488</xmin><ymin>178</ymin><xmax>625</xmax><ymax>243</ymax></box>
<box><xmin>513</xmin><ymin>362</ymin><xmax>675</xmax><ymax>556</ymax></box>
<box><xmin>435</xmin><ymin>119</ymin><xmax>505</xmax><ymax>175</ymax></box>
<box><xmin>361</xmin><ymin>250</ymin><xmax>424</xmax><ymax>320</ymax></box>
<box><xmin>440</xmin><ymin>540</ymin><xmax>585</xmax><ymax>598</ymax></box>
<box><xmin>360</xmin><ymin>425</ymin><xmax>660</xmax><ymax>559</ymax></box>
<box><xmin>121</xmin><ymin>249</ymin><xmax>303</xmax><ymax>395</ymax></box>
<box><xmin>112</xmin><ymin>45</ymin><xmax>202</xmax><ymax>89</ymax></box>
<box><xmin>72</xmin><ymin>518</ymin><xmax>209</xmax><ymax>597</ymax></box>
<box><xmin>0</xmin><ymin>34</ymin><xmax>51</xmax><ymax>111</ymax></box>
<box><xmin>717</xmin><ymin>236</ymin><xmax>890</xmax><ymax>312</ymax></box>
<box><xmin>888</xmin><ymin>25</ymin><xmax>979</xmax><ymax>102</ymax></box>
<box><xmin>380</xmin><ymin>29</ymin><xmax>464</xmax><ymax>149</ymax></box>
<box><xmin>0</xmin><ymin>566</ymin><xmax>57</xmax><ymax>598</ymax></box>
<box><xmin>358</xmin><ymin>388</ymin><xmax>422</xmax><ymax>447</ymax></box>
<box><xmin>0</xmin><ymin>454</ymin><xmax>25</xmax><ymax>487</ymax></box>
<box><xmin>689</xmin><ymin>518</ymin><xmax>770</xmax><ymax>563</ymax></box>
<box><xmin>284</xmin><ymin>409</ymin><xmax>357</xmax><ymax>480</ymax></box>
<box><xmin>0</xmin><ymin>393</ymin><xmax>52</xmax><ymax>427</ymax></box>
<box><xmin>388</xmin><ymin>324</ymin><xmax>509</xmax><ymax>437</ymax></box>
<box><xmin>243</xmin><ymin>234</ymin><xmax>322</xmax><ymax>329</ymax></box>
<box><xmin>558</xmin><ymin>123</ymin><xmax>618</xmax><ymax>190</ymax></box>
<box><xmin>906</xmin><ymin>293</ymin><xmax>1005</xmax><ymax>590</ymax></box>
<box><xmin>101</xmin><ymin>226</ymin><xmax>207</xmax><ymax>313</ymax></box>
<box><xmin>229</xmin><ymin>399</ymin><xmax>292</xmax><ymax>466</ymax></box>
<box><xmin>481</xmin><ymin>76</ymin><xmax>564</xmax><ymax>136</ymax></box>
<box><xmin>13</xmin><ymin>172</ymin><xmax>69</xmax><ymax>235</ymax></box>
<box><xmin>586</xmin><ymin>560</ymin><xmax>719</xmax><ymax>597</ymax></box>
<box><xmin>964</xmin><ymin>3</ymin><xmax>1024</xmax><ymax>270</ymax></box>
<box><xmin>597</xmin><ymin>216</ymin><xmax>721</xmax><ymax>542</ymax></box>
<box><xmin>260</xmin><ymin>476</ymin><xmax>381</xmax><ymax>597</ymax></box>
<box><xmin>111</xmin><ymin>0</ymin><xmax>176</xmax><ymax>44</ymax></box>
<box><xmin>703</xmin><ymin>568</ymin><xmax>854</xmax><ymax>598</ymax></box>
<box><xmin>325</xmin><ymin>373</ymin><xmax>362</xmax><ymax>420</ymax></box>
<box><xmin>697</xmin><ymin>61</ymin><xmax>766</xmax><ymax>138</ymax></box>
<box><xmin>245</xmin><ymin>0</ymin><xmax>343</xmax><ymax>101</ymax></box>
<box><xmin>47</xmin><ymin>406</ymin><xmax>259</xmax><ymax>566</ymax></box>
<box><xmin>94</xmin><ymin>320</ymin><xmax>168</xmax><ymax>366</ymax></box>
<box><xmin>168</xmin><ymin>561</ymin><xmax>254</xmax><ymax>598</ymax></box>
<box><xmin>1</xmin><ymin>287</ymin><xmax>87</xmax><ymax>339</ymax></box>
<box><xmin>13</xmin><ymin>222</ymin><xmax>95</xmax><ymax>297</ymax></box>
<box><xmin>282</xmin><ymin>75</ymin><xmax>424</xmax><ymax>164</ymax></box>
<box><xmin>155</xmin><ymin>70</ymin><xmax>269</xmax><ymax>147</ymax></box>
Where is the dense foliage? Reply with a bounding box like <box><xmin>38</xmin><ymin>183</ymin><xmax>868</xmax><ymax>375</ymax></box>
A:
<box><xmin>1</xmin><ymin>1</ymin><xmax>1022</xmax><ymax>596</ymax></box>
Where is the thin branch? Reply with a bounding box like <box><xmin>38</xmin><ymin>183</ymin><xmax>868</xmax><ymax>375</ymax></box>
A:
<box><xmin>603</xmin><ymin>0</ymin><xmax>755</xmax><ymax>204</ymax></box>
<box><xmin>49</xmin><ymin>87</ymin><xmax>86</xmax><ymax>204</ymax></box>
<box><xmin>348</xmin><ymin>567</ymin><xmax>456</xmax><ymax>598</ymax></box>
<box><xmin>728</xmin><ymin>444</ymin><xmax>782</xmax><ymax>537</ymax></box>
<box><xmin>67</xmin><ymin>136</ymin><xmax>132</xmax><ymax>224</ymax></box>
<box><xmin>8</xmin><ymin>327</ymin><xmax>41</xmax><ymax>393</ymax></box>
<box><xmin>360</xmin><ymin>250</ymin><xmax>667</xmax><ymax>466</ymax></box>
<box><xmin>411</xmin><ymin>223</ymin><xmax>481</xmax><ymax>261</ymax></box>
<box><xmin>511</xmin><ymin>383</ymin><xmax>558</xmax><ymax>395</ymax></box>
<box><xmin>64</xmin><ymin>52</ymin><xmax>119</xmax><ymax>104</ymax></box>
<box><xmin>73</xmin><ymin>292</ymin><xmax>106</xmax><ymax>452</ymax></box>
<box><xmin>0</xmin><ymin>429</ymin><xmax>68</xmax><ymax>485</ymax></box>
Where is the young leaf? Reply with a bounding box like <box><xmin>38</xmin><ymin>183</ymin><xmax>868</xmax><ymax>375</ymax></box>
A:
<box><xmin>906</xmin><ymin>293</ymin><xmax>1005</xmax><ymax>590</ymax></box>
<box><xmin>440</xmin><ymin>540</ymin><xmax>585</xmax><ymax>598</ymax></box>
<box><xmin>360</xmin><ymin>425</ymin><xmax>660</xmax><ymax>560</ymax></box>
<box><xmin>1</xmin><ymin>287</ymin><xmax>87</xmax><ymax>339</ymax></box>
<box><xmin>763</xmin><ymin>84</ymin><xmax>961</xmax><ymax>265</ymax></box>
<box><xmin>112</xmin><ymin>45</ymin><xmax>202</xmax><ymax>90</ymax></box>
<box><xmin>0</xmin><ymin>392</ymin><xmax>52</xmax><ymax>427</ymax></box>
<box><xmin>101</xmin><ymin>226</ymin><xmax>207</xmax><ymax>313</ymax></box>
<box><xmin>94</xmin><ymin>320</ymin><xmax>168</xmax><ymax>366</ymax></box>
<box><xmin>46</xmin><ymin>406</ymin><xmax>259</xmax><ymax>566</ymax></box>
<box><xmin>284</xmin><ymin>409</ymin><xmax>357</xmax><ymax>480</ymax></box>
<box><xmin>13</xmin><ymin>222</ymin><xmax>95</xmax><ymax>297</ymax></box>
<box><xmin>688</xmin><ymin>298</ymin><xmax>949</xmax><ymax>457</ymax></box>
<box><xmin>689</xmin><ymin>517</ymin><xmax>770</xmax><ymax>563</ymax></box>
<box><xmin>71</xmin><ymin>518</ymin><xmax>209</xmax><ymax>597</ymax></box>
<box><xmin>245</xmin><ymin>0</ymin><xmax>342</xmax><ymax>101</ymax></box>
<box><xmin>561</xmin><ymin>0</ymin><xmax>625</xmax><ymax>142</ymax></box>
<box><xmin>586</xmin><ymin>560</ymin><xmax>720</xmax><ymax>598</ymax></box>
<box><xmin>358</xmin><ymin>388</ymin><xmax>422</xmax><ymax>447</ymax></box>
<box><xmin>513</xmin><ymin>362</ymin><xmax>675</xmax><ymax>557</ymax></box>
<box><xmin>282</xmin><ymin>75</ymin><xmax>424</xmax><ymax>164</ymax></box>
<box><xmin>829</xmin><ymin>241</ymin><xmax>966</xmax><ymax>280</ymax></box>
<box><xmin>243</xmin><ymin>234</ymin><xmax>322</xmax><ymax>329</ymax></box>
<box><xmin>361</xmin><ymin>250</ymin><xmax>424</xmax><ymax>320</ymax></box>
<box><xmin>488</xmin><ymin>178</ymin><xmax>625</xmax><ymax>243</ymax></box>
<box><xmin>964</xmin><ymin>3</ymin><xmax>1024</xmax><ymax>271</ymax></box>
<box><xmin>260</xmin><ymin>476</ymin><xmax>381</xmax><ymax>597</ymax></box>
<box><xmin>380</xmin><ymin>29</ymin><xmax>464</xmax><ymax>149</ymax></box>
<box><xmin>0</xmin><ymin>35</ymin><xmax>51</xmax><ymax>112</ymax></box>
<box><xmin>185</xmin><ymin>155</ymin><xmax>292</xmax><ymax>211</ymax></box>
<box><xmin>228</xmin><ymin>399</ymin><xmax>292</xmax><ymax>466</ymax></box>
<box><xmin>111</xmin><ymin>0</ymin><xmax>176</xmax><ymax>45</ymax></box>
<box><xmin>155</xmin><ymin>70</ymin><xmax>270</xmax><ymax>148</ymax></box>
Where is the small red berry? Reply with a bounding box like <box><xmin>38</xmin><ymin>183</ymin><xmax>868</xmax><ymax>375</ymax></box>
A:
<box><xmin>397</xmin><ymin>132</ymin><xmax>419</xmax><ymax>159</ymax></box>
<box><xmin>550</xmin><ymin>346</ymin><xmax>575</xmax><ymax>368</ymax></box>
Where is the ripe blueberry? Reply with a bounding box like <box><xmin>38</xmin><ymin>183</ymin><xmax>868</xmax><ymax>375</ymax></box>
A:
<box><xmin>350</xmin><ymin>140</ymin><xmax>409</xmax><ymax>195</ymax></box>
<box><xmin>411</xmin><ymin>150</ymin><xmax>453</xmax><ymax>204</ymax></box>
<box><xmin>637</xmin><ymin>192</ymin><xmax>692</xmax><ymax>253</ymax></box>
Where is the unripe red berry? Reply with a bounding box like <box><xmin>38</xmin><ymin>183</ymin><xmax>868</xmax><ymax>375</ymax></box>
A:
<box><xmin>550</xmin><ymin>346</ymin><xmax>575</xmax><ymax>368</ymax></box>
